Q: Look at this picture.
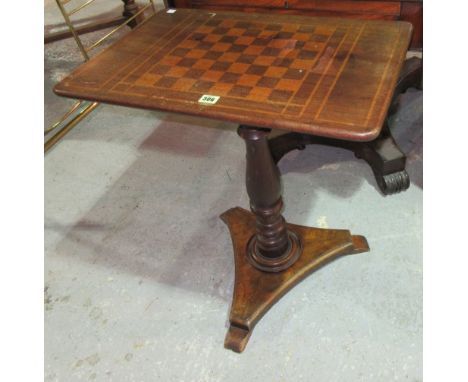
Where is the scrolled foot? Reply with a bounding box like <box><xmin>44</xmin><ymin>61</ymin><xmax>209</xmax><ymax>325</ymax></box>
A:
<box><xmin>377</xmin><ymin>170</ymin><xmax>410</xmax><ymax>195</ymax></box>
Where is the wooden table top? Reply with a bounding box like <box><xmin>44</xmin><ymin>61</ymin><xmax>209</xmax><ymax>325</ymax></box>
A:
<box><xmin>54</xmin><ymin>9</ymin><xmax>412</xmax><ymax>141</ymax></box>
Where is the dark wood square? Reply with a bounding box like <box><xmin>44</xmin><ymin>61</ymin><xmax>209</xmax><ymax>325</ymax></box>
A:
<box><xmin>257</xmin><ymin>77</ymin><xmax>280</xmax><ymax>88</ymax></box>
<box><xmin>268</xmin><ymin>89</ymin><xmax>293</xmax><ymax>102</ymax></box>
<box><xmin>246</xmin><ymin>65</ymin><xmax>268</xmax><ymax>76</ymax></box>
<box><xmin>228</xmin><ymin>85</ymin><xmax>253</xmax><ymax>97</ymax></box>
<box><xmin>178</xmin><ymin>57</ymin><xmax>197</xmax><ymax>67</ymax></box>
<box><xmin>154</xmin><ymin>76</ymin><xmax>178</xmax><ymax>88</ymax></box>
<box><xmin>220</xmin><ymin>72</ymin><xmax>241</xmax><ymax>84</ymax></box>
<box><xmin>190</xmin><ymin>80</ymin><xmax>215</xmax><ymax>93</ymax></box>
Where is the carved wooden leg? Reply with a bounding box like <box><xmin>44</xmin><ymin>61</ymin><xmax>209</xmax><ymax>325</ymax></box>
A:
<box><xmin>220</xmin><ymin>125</ymin><xmax>369</xmax><ymax>353</ymax></box>
<box><xmin>353</xmin><ymin>121</ymin><xmax>409</xmax><ymax>195</ymax></box>
<box><xmin>268</xmin><ymin>128</ymin><xmax>409</xmax><ymax>195</ymax></box>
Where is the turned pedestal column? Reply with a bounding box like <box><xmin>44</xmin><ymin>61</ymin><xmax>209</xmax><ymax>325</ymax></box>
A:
<box><xmin>221</xmin><ymin>125</ymin><xmax>370</xmax><ymax>352</ymax></box>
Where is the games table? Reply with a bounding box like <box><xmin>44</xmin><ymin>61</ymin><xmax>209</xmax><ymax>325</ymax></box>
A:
<box><xmin>55</xmin><ymin>8</ymin><xmax>414</xmax><ymax>352</ymax></box>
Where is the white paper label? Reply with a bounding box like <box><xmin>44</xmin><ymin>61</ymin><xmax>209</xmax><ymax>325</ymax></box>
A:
<box><xmin>198</xmin><ymin>95</ymin><xmax>220</xmax><ymax>105</ymax></box>
<box><xmin>166</xmin><ymin>9</ymin><xmax>176</xmax><ymax>13</ymax></box>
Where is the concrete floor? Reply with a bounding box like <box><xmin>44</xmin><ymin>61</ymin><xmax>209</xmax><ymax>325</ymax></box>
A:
<box><xmin>45</xmin><ymin>2</ymin><xmax>422</xmax><ymax>381</ymax></box>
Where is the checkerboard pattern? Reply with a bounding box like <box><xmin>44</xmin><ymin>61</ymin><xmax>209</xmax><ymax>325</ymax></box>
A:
<box><xmin>130</xmin><ymin>18</ymin><xmax>343</xmax><ymax>107</ymax></box>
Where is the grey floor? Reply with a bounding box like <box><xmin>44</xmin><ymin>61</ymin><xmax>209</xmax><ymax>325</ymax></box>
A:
<box><xmin>45</xmin><ymin>2</ymin><xmax>423</xmax><ymax>381</ymax></box>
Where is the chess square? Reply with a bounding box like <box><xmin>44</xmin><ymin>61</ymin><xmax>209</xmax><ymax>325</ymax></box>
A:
<box><xmin>159</xmin><ymin>56</ymin><xmax>183</xmax><ymax>66</ymax></box>
<box><xmin>190</xmin><ymin>32</ymin><xmax>206</xmax><ymax>41</ymax></box>
<box><xmin>228</xmin><ymin>44</ymin><xmax>248</xmax><ymax>53</ymax></box>
<box><xmin>203</xmin><ymin>34</ymin><xmax>223</xmax><ymax>43</ymax></box>
<box><xmin>228</xmin><ymin>85</ymin><xmax>253</xmax><ymax>98</ymax></box>
<box><xmin>178</xmin><ymin>39</ymin><xmax>198</xmax><ymax>49</ymax></box>
<box><xmin>276</xmin><ymin>79</ymin><xmax>300</xmax><ymax>92</ymax></box>
<box><xmin>190</xmin><ymin>80</ymin><xmax>215</xmax><ymax>93</ymax></box>
<box><xmin>252</xmin><ymin>37</ymin><xmax>271</xmax><ymax>46</ymax></box>
<box><xmin>209</xmin><ymin>82</ymin><xmax>235</xmax><ymax>96</ymax></box>
<box><xmin>257</xmin><ymin>77</ymin><xmax>279</xmax><ymax>88</ymax></box>
<box><xmin>226</xmin><ymin>28</ymin><xmax>245</xmax><ymax>36</ymax></box>
<box><xmin>253</xmin><ymin>56</ymin><xmax>276</xmax><ymax>66</ymax></box>
<box><xmin>201</xmin><ymin>70</ymin><xmax>225</xmax><ymax>82</ymax></box>
<box><xmin>203</xmin><ymin>50</ymin><xmax>223</xmax><ymax>60</ymax></box>
<box><xmin>243</xmin><ymin>29</ymin><xmax>262</xmax><ymax>37</ymax></box>
<box><xmin>210</xmin><ymin>82</ymin><xmax>236</xmax><ymax>96</ymax></box>
<box><xmin>186</xmin><ymin>49</ymin><xmax>208</xmax><ymax>59</ymax></box>
<box><xmin>196</xmin><ymin>41</ymin><xmax>215</xmax><ymax>50</ymax></box>
<box><xmin>220</xmin><ymin>72</ymin><xmax>241</xmax><ymax>84</ymax></box>
<box><xmin>211</xmin><ymin>42</ymin><xmax>232</xmax><ymax>52</ymax></box>
<box><xmin>238</xmin><ymin>54</ymin><xmax>257</xmax><ymax>64</ymax></box>
<box><xmin>295</xmin><ymin>32</ymin><xmax>311</xmax><ymax>41</ymax></box>
<box><xmin>193</xmin><ymin>59</ymin><xmax>217</xmax><ymax>70</ymax></box>
<box><xmin>213</xmin><ymin>27</ymin><xmax>229</xmax><ymax>34</ymax></box>
<box><xmin>234</xmin><ymin>36</ymin><xmax>255</xmax><ymax>46</ymax></box>
<box><xmin>243</xmin><ymin>46</ymin><xmax>264</xmax><ymax>55</ymax></box>
<box><xmin>178</xmin><ymin>57</ymin><xmax>197</xmax><ymax>67</ymax></box>
<box><xmin>265</xmin><ymin>66</ymin><xmax>288</xmax><ymax>78</ymax></box>
<box><xmin>228</xmin><ymin>62</ymin><xmax>250</xmax><ymax>74</ymax></box>
<box><xmin>268</xmin><ymin>89</ymin><xmax>293</xmax><ymax>102</ymax></box>
<box><xmin>154</xmin><ymin>76</ymin><xmax>178</xmax><ymax>88</ymax></box>
<box><xmin>220</xmin><ymin>35</ymin><xmax>237</xmax><ymax>43</ymax></box>
<box><xmin>135</xmin><ymin>73</ymin><xmax>160</xmax><ymax>86</ymax></box>
<box><xmin>219</xmin><ymin>52</ymin><xmax>242</xmax><ymax>63</ymax></box>
<box><xmin>174</xmin><ymin>78</ymin><xmax>198</xmax><ymax>92</ymax></box>
<box><xmin>185</xmin><ymin>68</ymin><xmax>205</xmax><ymax>79</ymax></box>
<box><xmin>246</xmin><ymin>65</ymin><xmax>268</xmax><ymax>76</ymax></box>
<box><xmin>210</xmin><ymin>61</ymin><xmax>232</xmax><ymax>72</ymax></box>
<box><xmin>247</xmin><ymin>87</ymin><xmax>274</xmax><ymax>102</ymax></box>
<box><xmin>165</xmin><ymin>66</ymin><xmax>190</xmax><ymax>77</ymax></box>
<box><xmin>272</xmin><ymin>58</ymin><xmax>294</xmax><ymax>67</ymax></box>
<box><xmin>262</xmin><ymin>47</ymin><xmax>282</xmax><ymax>57</ymax></box>
<box><xmin>237</xmin><ymin>74</ymin><xmax>261</xmax><ymax>87</ymax></box>
<box><xmin>276</xmin><ymin>31</ymin><xmax>294</xmax><ymax>39</ymax></box>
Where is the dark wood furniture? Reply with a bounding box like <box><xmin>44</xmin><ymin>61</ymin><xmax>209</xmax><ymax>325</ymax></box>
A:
<box><xmin>55</xmin><ymin>9</ymin><xmax>413</xmax><ymax>352</ymax></box>
<box><xmin>166</xmin><ymin>0</ymin><xmax>422</xmax><ymax>50</ymax></box>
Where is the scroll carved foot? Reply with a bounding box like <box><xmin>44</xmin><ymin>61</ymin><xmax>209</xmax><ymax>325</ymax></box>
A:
<box><xmin>353</xmin><ymin>121</ymin><xmax>409</xmax><ymax>195</ymax></box>
<box><xmin>220</xmin><ymin>207</ymin><xmax>369</xmax><ymax>353</ymax></box>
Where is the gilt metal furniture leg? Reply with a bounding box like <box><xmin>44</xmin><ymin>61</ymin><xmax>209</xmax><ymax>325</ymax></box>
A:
<box><xmin>220</xmin><ymin>125</ymin><xmax>369</xmax><ymax>353</ymax></box>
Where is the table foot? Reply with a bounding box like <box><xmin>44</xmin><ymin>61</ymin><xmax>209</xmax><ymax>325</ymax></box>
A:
<box><xmin>353</xmin><ymin>121</ymin><xmax>409</xmax><ymax>195</ymax></box>
<box><xmin>220</xmin><ymin>207</ymin><xmax>369</xmax><ymax>353</ymax></box>
<box><xmin>269</xmin><ymin>120</ymin><xmax>409</xmax><ymax>196</ymax></box>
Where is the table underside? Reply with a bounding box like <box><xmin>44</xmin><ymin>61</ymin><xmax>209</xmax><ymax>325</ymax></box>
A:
<box><xmin>54</xmin><ymin>9</ymin><xmax>412</xmax><ymax>141</ymax></box>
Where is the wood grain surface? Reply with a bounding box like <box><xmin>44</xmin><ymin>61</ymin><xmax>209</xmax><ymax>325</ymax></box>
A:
<box><xmin>54</xmin><ymin>9</ymin><xmax>412</xmax><ymax>141</ymax></box>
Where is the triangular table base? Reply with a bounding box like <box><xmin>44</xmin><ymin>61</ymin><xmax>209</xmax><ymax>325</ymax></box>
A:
<box><xmin>220</xmin><ymin>207</ymin><xmax>369</xmax><ymax>353</ymax></box>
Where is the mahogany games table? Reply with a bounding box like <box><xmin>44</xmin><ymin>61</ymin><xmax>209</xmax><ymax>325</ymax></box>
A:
<box><xmin>55</xmin><ymin>9</ymin><xmax>413</xmax><ymax>352</ymax></box>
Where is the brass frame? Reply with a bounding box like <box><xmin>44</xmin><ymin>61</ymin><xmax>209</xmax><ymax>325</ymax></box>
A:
<box><xmin>45</xmin><ymin>0</ymin><xmax>156</xmax><ymax>153</ymax></box>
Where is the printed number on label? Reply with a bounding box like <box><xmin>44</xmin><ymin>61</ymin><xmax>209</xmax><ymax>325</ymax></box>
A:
<box><xmin>198</xmin><ymin>95</ymin><xmax>220</xmax><ymax>105</ymax></box>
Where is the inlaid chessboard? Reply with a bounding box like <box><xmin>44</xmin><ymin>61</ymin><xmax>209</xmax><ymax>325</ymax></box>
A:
<box><xmin>55</xmin><ymin>9</ymin><xmax>412</xmax><ymax>141</ymax></box>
